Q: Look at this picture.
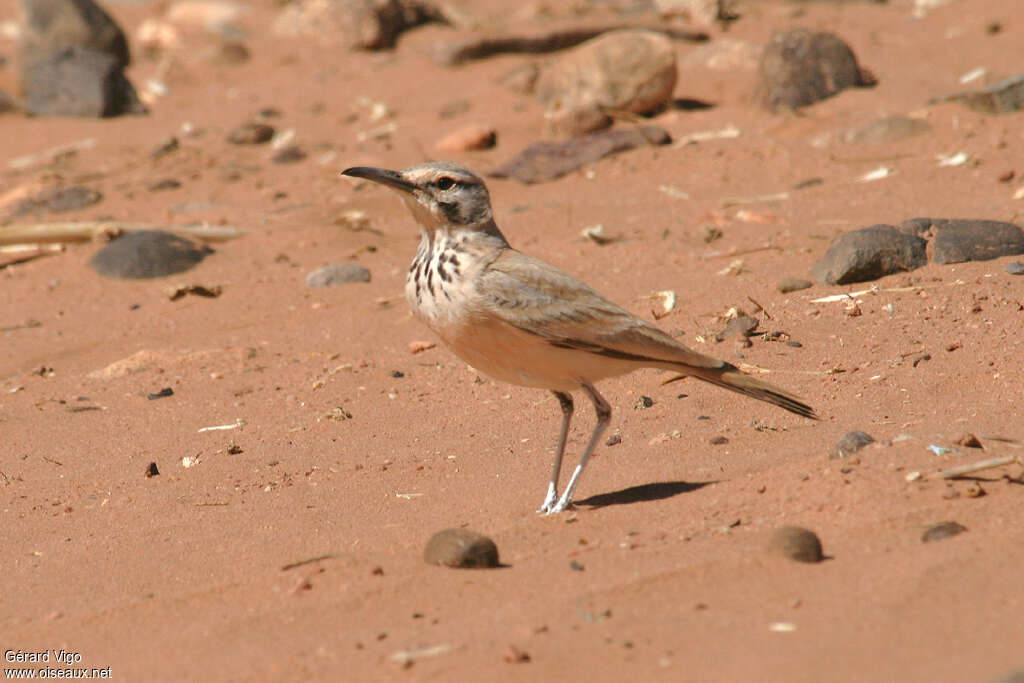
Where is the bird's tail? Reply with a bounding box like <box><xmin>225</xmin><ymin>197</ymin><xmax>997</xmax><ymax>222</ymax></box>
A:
<box><xmin>663</xmin><ymin>366</ymin><xmax>817</xmax><ymax>420</ymax></box>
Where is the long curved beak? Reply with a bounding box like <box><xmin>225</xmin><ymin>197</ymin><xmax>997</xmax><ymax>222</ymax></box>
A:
<box><xmin>341</xmin><ymin>166</ymin><xmax>417</xmax><ymax>195</ymax></box>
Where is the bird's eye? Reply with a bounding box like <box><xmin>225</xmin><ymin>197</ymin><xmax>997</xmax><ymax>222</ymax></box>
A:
<box><xmin>436</xmin><ymin>177</ymin><xmax>456</xmax><ymax>191</ymax></box>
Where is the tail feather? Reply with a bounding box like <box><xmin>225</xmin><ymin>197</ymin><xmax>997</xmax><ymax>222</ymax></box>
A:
<box><xmin>664</xmin><ymin>368</ymin><xmax>817</xmax><ymax>420</ymax></box>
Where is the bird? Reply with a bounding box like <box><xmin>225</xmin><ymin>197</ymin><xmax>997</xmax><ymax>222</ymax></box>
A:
<box><xmin>341</xmin><ymin>161</ymin><xmax>817</xmax><ymax>514</ymax></box>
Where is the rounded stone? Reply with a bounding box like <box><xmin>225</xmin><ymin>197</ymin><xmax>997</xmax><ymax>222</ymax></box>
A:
<box><xmin>305</xmin><ymin>263</ymin><xmax>371</xmax><ymax>286</ymax></box>
<box><xmin>921</xmin><ymin>521</ymin><xmax>967</xmax><ymax>543</ymax></box>
<box><xmin>424</xmin><ymin>528</ymin><xmax>500</xmax><ymax>568</ymax></box>
<box><xmin>769</xmin><ymin>526</ymin><xmax>824</xmax><ymax>563</ymax></box>
<box><xmin>89</xmin><ymin>230</ymin><xmax>212</xmax><ymax>279</ymax></box>
<box><xmin>829</xmin><ymin>431</ymin><xmax>875</xmax><ymax>459</ymax></box>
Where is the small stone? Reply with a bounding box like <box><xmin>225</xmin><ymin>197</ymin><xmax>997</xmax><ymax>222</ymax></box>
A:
<box><xmin>965</xmin><ymin>483</ymin><xmax>986</xmax><ymax>498</ymax></box>
<box><xmin>953</xmin><ymin>433</ymin><xmax>982</xmax><ymax>448</ymax></box>
<box><xmin>911</xmin><ymin>353</ymin><xmax>931</xmax><ymax>367</ymax></box>
<box><xmin>756</xmin><ymin>29</ymin><xmax>874</xmax><ymax>112</ymax></box>
<box><xmin>89</xmin><ymin>231</ymin><xmax>213</xmax><ymax>279</ymax></box>
<box><xmin>634</xmin><ymin>395</ymin><xmax>654</xmax><ymax>409</ymax></box>
<box><xmin>434</xmin><ymin>124</ymin><xmax>497</xmax><ymax>153</ymax></box>
<box><xmin>768</xmin><ymin>526</ymin><xmax>823</xmax><ymax>563</ymax></box>
<box><xmin>709</xmin><ymin>435</ymin><xmax>728</xmax><ymax>445</ymax></box>
<box><xmin>699</xmin><ymin>225</ymin><xmax>723</xmax><ymax>243</ymax></box>
<box><xmin>844</xmin><ymin>115</ymin><xmax>931</xmax><ymax>145</ymax></box>
<box><xmin>921</xmin><ymin>521</ymin><xmax>967</xmax><ymax>543</ymax></box>
<box><xmin>424</xmin><ymin>528</ymin><xmax>500</xmax><ymax>568</ymax></box>
<box><xmin>147</xmin><ymin>387</ymin><xmax>173</xmax><ymax>400</ymax></box>
<box><xmin>1005</xmin><ymin>261</ymin><xmax>1024</xmax><ymax>275</ymax></box>
<box><xmin>8</xmin><ymin>185</ymin><xmax>103</xmax><ymax>218</ymax></box>
<box><xmin>777</xmin><ymin>277</ymin><xmax>812</xmax><ymax>293</ymax></box>
<box><xmin>227</xmin><ymin>122</ymin><xmax>275</xmax><ymax>145</ymax></box>
<box><xmin>829</xmin><ymin>431</ymin><xmax>874</xmax><ymax>459</ymax></box>
<box><xmin>785</xmin><ymin>340</ymin><xmax>803</xmax><ymax>348</ymax></box>
<box><xmin>491</xmin><ymin>126</ymin><xmax>670</xmax><ymax>184</ymax></box>
<box><xmin>305</xmin><ymin>263</ymin><xmax>371</xmax><ymax>286</ymax></box>
<box><xmin>272</xmin><ymin>145</ymin><xmax>307</xmax><ymax>164</ymax></box>
<box><xmin>811</xmin><ymin>225</ymin><xmax>927</xmax><ymax>285</ymax></box>
<box><xmin>535</xmin><ymin>30</ymin><xmax>677</xmax><ymax>135</ymax></box>
<box><xmin>940</xmin><ymin>72</ymin><xmax>1024</xmax><ymax>114</ymax></box>
<box><xmin>145</xmin><ymin>462</ymin><xmax>160</xmax><ymax>477</ymax></box>
<box><xmin>715</xmin><ymin>315</ymin><xmax>758</xmax><ymax>341</ymax></box>
<box><xmin>148</xmin><ymin>179</ymin><xmax>182</xmax><ymax>192</ymax></box>
<box><xmin>905</xmin><ymin>219</ymin><xmax>1024</xmax><ymax>264</ymax></box>
<box><xmin>605</xmin><ymin>435</ymin><xmax>622</xmax><ymax>447</ymax></box>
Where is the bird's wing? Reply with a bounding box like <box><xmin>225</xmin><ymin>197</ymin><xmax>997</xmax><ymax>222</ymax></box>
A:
<box><xmin>477</xmin><ymin>249</ymin><xmax>726</xmax><ymax>372</ymax></box>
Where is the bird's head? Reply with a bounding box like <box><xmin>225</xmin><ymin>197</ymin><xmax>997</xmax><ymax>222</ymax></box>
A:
<box><xmin>342</xmin><ymin>162</ymin><xmax>498</xmax><ymax>235</ymax></box>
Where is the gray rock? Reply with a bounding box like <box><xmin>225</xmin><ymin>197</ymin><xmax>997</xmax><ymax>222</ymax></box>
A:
<box><xmin>986</xmin><ymin>670</ymin><xmax>1024</xmax><ymax>683</ymax></box>
<box><xmin>811</xmin><ymin>224</ymin><xmax>927</xmax><ymax>285</ymax></box>
<box><xmin>17</xmin><ymin>0</ymin><xmax>130</xmax><ymax>72</ymax></box>
<box><xmin>829</xmin><ymin>431</ymin><xmax>874</xmax><ymax>459</ymax></box>
<box><xmin>272</xmin><ymin>145</ymin><xmax>307</xmax><ymax>164</ymax></box>
<box><xmin>423</xmin><ymin>528</ymin><xmax>500</xmax><ymax>568</ymax></box>
<box><xmin>1007</xmin><ymin>261</ymin><xmax>1024</xmax><ymax>275</ymax></box>
<box><xmin>490</xmin><ymin>126</ymin><xmax>671</xmax><ymax>184</ymax></box>
<box><xmin>901</xmin><ymin>218</ymin><xmax>1024</xmax><ymax>265</ymax></box>
<box><xmin>756</xmin><ymin>28</ymin><xmax>874</xmax><ymax>111</ymax></box>
<box><xmin>18</xmin><ymin>0</ymin><xmax>143</xmax><ymax>118</ymax></box>
<box><xmin>777</xmin><ymin>277</ymin><xmax>812</xmax><ymax>293</ymax></box>
<box><xmin>89</xmin><ymin>231</ymin><xmax>213</xmax><ymax>279</ymax></box>
<box><xmin>8</xmin><ymin>185</ymin><xmax>102</xmax><ymax>218</ymax></box>
<box><xmin>844</xmin><ymin>115</ymin><xmax>931</xmax><ymax>145</ymax></box>
<box><xmin>769</xmin><ymin>526</ymin><xmax>823</xmax><ymax>563</ymax></box>
<box><xmin>274</xmin><ymin>0</ymin><xmax>442</xmax><ymax>50</ymax></box>
<box><xmin>535</xmin><ymin>30</ymin><xmax>677</xmax><ymax>135</ymax></box>
<box><xmin>305</xmin><ymin>263</ymin><xmax>371</xmax><ymax>286</ymax></box>
<box><xmin>23</xmin><ymin>45</ymin><xmax>143</xmax><ymax>117</ymax></box>
<box><xmin>921</xmin><ymin>521</ymin><xmax>967</xmax><ymax>543</ymax></box>
<box><xmin>939</xmin><ymin>72</ymin><xmax>1024</xmax><ymax>114</ymax></box>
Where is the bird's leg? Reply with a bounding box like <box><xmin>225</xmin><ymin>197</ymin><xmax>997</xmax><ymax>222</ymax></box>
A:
<box><xmin>548</xmin><ymin>383</ymin><xmax>610</xmax><ymax>514</ymax></box>
<box><xmin>539</xmin><ymin>391</ymin><xmax>574</xmax><ymax>514</ymax></box>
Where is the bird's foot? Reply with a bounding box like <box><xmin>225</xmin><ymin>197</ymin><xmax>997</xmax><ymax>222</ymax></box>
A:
<box><xmin>537</xmin><ymin>483</ymin><xmax>559</xmax><ymax>514</ymax></box>
<box><xmin>546</xmin><ymin>492</ymin><xmax>575</xmax><ymax>515</ymax></box>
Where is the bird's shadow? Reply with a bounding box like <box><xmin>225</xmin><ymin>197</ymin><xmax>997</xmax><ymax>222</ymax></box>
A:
<box><xmin>574</xmin><ymin>480</ymin><xmax>714</xmax><ymax>509</ymax></box>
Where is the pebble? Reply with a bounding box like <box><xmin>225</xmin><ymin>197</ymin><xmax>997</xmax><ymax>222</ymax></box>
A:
<box><xmin>272</xmin><ymin>145</ymin><xmax>307</xmax><ymax>163</ymax></box>
<box><xmin>634</xmin><ymin>395</ymin><xmax>654</xmax><ymax>409</ymax></box>
<box><xmin>423</xmin><ymin>528</ymin><xmax>500</xmax><ymax>568</ymax></box>
<box><xmin>145</xmin><ymin>462</ymin><xmax>160</xmax><ymax>477</ymax></box>
<box><xmin>715</xmin><ymin>315</ymin><xmax>759</xmax><ymax>341</ymax></box>
<box><xmin>756</xmin><ymin>28</ymin><xmax>873</xmax><ymax>111</ymax></box>
<box><xmin>305</xmin><ymin>263</ymin><xmax>371</xmax><ymax>287</ymax></box>
<box><xmin>709</xmin><ymin>435</ymin><xmax>728</xmax><ymax>445</ymax></box>
<box><xmin>768</xmin><ymin>526</ymin><xmax>824</xmax><ymax>563</ymax></box>
<box><xmin>811</xmin><ymin>225</ymin><xmax>927</xmax><ymax>285</ymax></box>
<box><xmin>1005</xmin><ymin>261</ymin><xmax>1024</xmax><ymax>275</ymax></box>
<box><xmin>535</xmin><ymin>30</ymin><xmax>676</xmax><ymax>135</ymax></box>
<box><xmin>89</xmin><ymin>230</ymin><xmax>213</xmax><ymax>279</ymax></box>
<box><xmin>901</xmin><ymin>218</ymin><xmax>1024</xmax><ymax>265</ymax></box>
<box><xmin>434</xmin><ymin>124</ymin><xmax>497</xmax><ymax>153</ymax></box>
<box><xmin>829</xmin><ymin>431</ymin><xmax>875</xmax><ymax>459</ymax></box>
<box><xmin>921</xmin><ymin>521</ymin><xmax>967</xmax><ymax>543</ymax></box>
<box><xmin>8</xmin><ymin>185</ymin><xmax>103</xmax><ymax>218</ymax></box>
<box><xmin>953</xmin><ymin>433</ymin><xmax>982</xmax><ymax>448</ymax></box>
<box><xmin>491</xmin><ymin>126</ymin><xmax>670</xmax><ymax>184</ymax></box>
<box><xmin>227</xmin><ymin>122</ymin><xmax>275</xmax><ymax>144</ymax></box>
<box><xmin>777</xmin><ymin>277</ymin><xmax>812</xmax><ymax>293</ymax></box>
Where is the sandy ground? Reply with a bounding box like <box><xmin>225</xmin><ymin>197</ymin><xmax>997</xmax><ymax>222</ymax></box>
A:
<box><xmin>2</xmin><ymin>0</ymin><xmax>1024</xmax><ymax>680</ymax></box>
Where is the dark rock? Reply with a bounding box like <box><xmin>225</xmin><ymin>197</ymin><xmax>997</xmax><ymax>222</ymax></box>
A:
<box><xmin>305</xmin><ymin>263</ymin><xmax>371</xmax><ymax>286</ymax></box>
<box><xmin>424</xmin><ymin>528</ymin><xmax>500</xmax><ymax>568</ymax></box>
<box><xmin>490</xmin><ymin>126</ymin><xmax>670</xmax><ymax>184</ymax></box>
<box><xmin>844</xmin><ymin>115</ymin><xmax>931</xmax><ymax>144</ymax></box>
<box><xmin>986</xmin><ymin>670</ymin><xmax>1024</xmax><ymax>683</ymax></box>
<box><xmin>709</xmin><ymin>435</ymin><xmax>728</xmax><ymax>445</ymax></box>
<box><xmin>227</xmin><ymin>122</ymin><xmax>275</xmax><ymax>145</ymax></box>
<box><xmin>148</xmin><ymin>178</ymin><xmax>182</xmax><ymax>192</ymax></box>
<box><xmin>829</xmin><ymin>431</ymin><xmax>874</xmax><ymax>459</ymax></box>
<box><xmin>147</xmin><ymin>387</ymin><xmax>173</xmax><ymax>400</ymax></box>
<box><xmin>715</xmin><ymin>315</ymin><xmax>758</xmax><ymax>341</ymax></box>
<box><xmin>634</xmin><ymin>395</ymin><xmax>654</xmax><ymax>409</ymax></box>
<box><xmin>938</xmin><ymin>72</ymin><xmax>1024</xmax><ymax>114</ymax></box>
<box><xmin>811</xmin><ymin>225</ymin><xmax>927</xmax><ymax>285</ymax></box>
<box><xmin>23</xmin><ymin>45</ymin><xmax>143</xmax><ymax>117</ymax></box>
<box><xmin>921</xmin><ymin>520</ymin><xmax>967</xmax><ymax>543</ymax></box>
<box><xmin>145</xmin><ymin>462</ymin><xmax>160</xmax><ymax>477</ymax></box>
<box><xmin>274</xmin><ymin>0</ymin><xmax>444</xmax><ymax>51</ymax></box>
<box><xmin>927</xmin><ymin>219</ymin><xmax>1024</xmax><ymax>264</ymax></box>
<box><xmin>756</xmin><ymin>29</ymin><xmax>874</xmax><ymax>111</ymax></box>
<box><xmin>18</xmin><ymin>0</ymin><xmax>130</xmax><ymax>72</ymax></box>
<box><xmin>272</xmin><ymin>145</ymin><xmax>307</xmax><ymax>163</ymax></box>
<box><xmin>8</xmin><ymin>185</ymin><xmax>102</xmax><ymax>218</ymax></box>
<box><xmin>777</xmin><ymin>277</ymin><xmax>812</xmax><ymax>293</ymax></box>
<box><xmin>769</xmin><ymin>526</ymin><xmax>823</xmax><ymax>563</ymax></box>
<box><xmin>1007</xmin><ymin>261</ymin><xmax>1024</xmax><ymax>275</ymax></box>
<box><xmin>953</xmin><ymin>433</ymin><xmax>982</xmax><ymax>448</ymax></box>
<box><xmin>89</xmin><ymin>230</ymin><xmax>213</xmax><ymax>279</ymax></box>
